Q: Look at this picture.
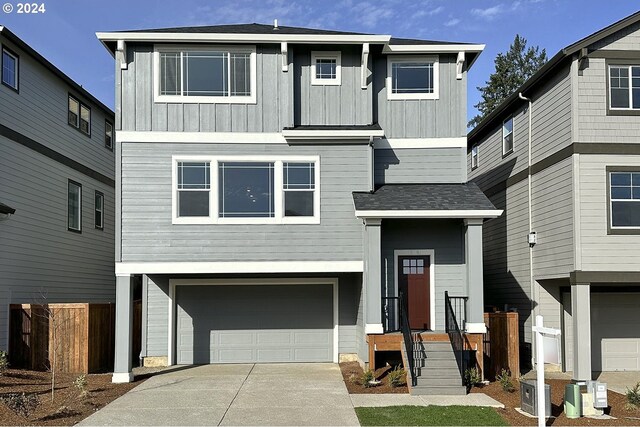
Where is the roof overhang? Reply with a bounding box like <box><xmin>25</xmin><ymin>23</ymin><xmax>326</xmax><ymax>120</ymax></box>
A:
<box><xmin>383</xmin><ymin>44</ymin><xmax>485</xmax><ymax>54</ymax></box>
<box><xmin>282</xmin><ymin>128</ymin><xmax>384</xmax><ymax>142</ymax></box>
<box><xmin>354</xmin><ymin>209</ymin><xmax>503</xmax><ymax>219</ymax></box>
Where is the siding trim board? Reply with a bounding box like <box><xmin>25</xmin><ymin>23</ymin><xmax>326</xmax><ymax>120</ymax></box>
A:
<box><xmin>117</xmin><ymin>131</ymin><xmax>287</xmax><ymax>144</ymax></box>
<box><xmin>0</xmin><ymin>123</ymin><xmax>115</xmax><ymax>187</ymax></box>
<box><xmin>570</xmin><ymin>271</ymin><xmax>640</xmax><ymax>284</ymax></box>
<box><xmin>116</xmin><ymin>261</ymin><xmax>364</xmax><ymax>275</ymax></box>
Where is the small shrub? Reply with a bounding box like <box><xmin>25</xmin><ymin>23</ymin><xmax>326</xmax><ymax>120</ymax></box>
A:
<box><xmin>361</xmin><ymin>370</ymin><xmax>375</xmax><ymax>388</ymax></box>
<box><xmin>348</xmin><ymin>373</ymin><xmax>359</xmax><ymax>384</ymax></box>
<box><xmin>387</xmin><ymin>366</ymin><xmax>406</xmax><ymax>388</ymax></box>
<box><xmin>74</xmin><ymin>374</ymin><xmax>88</xmax><ymax>397</ymax></box>
<box><xmin>496</xmin><ymin>369</ymin><xmax>515</xmax><ymax>392</ymax></box>
<box><xmin>626</xmin><ymin>382</ymin><xmax>640</xmax><ymax>410</ymax></box>
<box><xmin>465</xmin><ymin>367</ymin><xmax>482</xmax><ymax>386</ymax></box>
<box><xmin>0</xmin><ymin>351</ymin><xmax>8</xmax><ymax>375</ymax></box>
<box><xmin>0</xmin><ymin>392</ymin><xmax>39</xmax><ymax>418</ymax></box>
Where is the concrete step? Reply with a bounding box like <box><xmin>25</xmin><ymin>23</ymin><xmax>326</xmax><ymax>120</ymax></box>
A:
<box><xmin>410</xmin><ymin>385</ymin><xmax>468</xmax><ymax>396</ymax></box>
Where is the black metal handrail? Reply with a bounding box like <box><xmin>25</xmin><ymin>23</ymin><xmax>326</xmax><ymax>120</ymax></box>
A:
<box><xmin>381</xmin><ymin>296</ymin><xmax>400</xmax><ymax>333</ymax></box>
<box><xmin>445</xmin><ymin>291</ymin><xmax>468</xmax><ymax>387</ymax></box>
<box><xmin>398</xmin><ymin>291</ymin><xmax>417</xmax><ymax>387</ymax></box>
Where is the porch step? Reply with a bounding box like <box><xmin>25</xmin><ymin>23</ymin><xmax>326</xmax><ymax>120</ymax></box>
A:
<box><xmin>410</xmin><ymin>385</ymin><xmax>467</xmax><ymax>396</ymax></box>
<box><xmin>419</xmin><ymin>358</ymin><xmax>459</xmax><ymax>369</ymax></box>
<box><xmin>416</xmin><ymin>367</ymin><xmax>461</xmax><ymax>379</ymax></box>
<box><xmin>416</xmin><ymin>377</ymin><xmax>463</xmax><ymax>387</ymax></box>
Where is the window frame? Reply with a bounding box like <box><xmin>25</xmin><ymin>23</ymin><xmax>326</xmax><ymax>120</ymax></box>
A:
<box><xmin>94</xmin><ymin>190</ymin><xmax>104</xmax><ymax>230</ymax></box>
<box><xmin>171</xmin><ymin>155</ymin><xmax>320</xmax><ymax>225</ymax></box>
<box><xmin>608</xmin><ymin>64</ymin><xmax>640</xmax><ymax>112</ymax></box>
<box><xmin>502</xmin><ymin>116</ymin><xmax>514</xmax><ymax>157</ymax></box>
<box><xmin>105</xmin><ymin>120</ymin><xmax>113</xmax><ymax>150</ymax></box>
<box><xmin>310</xmin><ymin>51</ymin><xmax>342</xmax><ymax>86</ymax></box>
<box><xmin>68</xmin><ymin>94</ymin><xmax>91</xmax><ymax>137</ymax></box>
<box><xmin>471</xmin><ymin>145</ymin><xmax>479</xmax><ymax>170</ymax></box>
<box><xmin>1</xmin><ymin>46</ymin><xmax>19</xmax><ymax>92</ymax></box>
<box><xmin>154</xmin><ymin>45</ymin><xmax>257</xmax><ymax>104</ymax></box>
<box><xmin>68</xmin><ymin>179</ymin><xmax>82</xmax><ymax>233</ymax></box>
<box><xmin>606</xmin><ymin>166</ymin><xmax>640</xmax><ymax>235</ymax></box>
<box><xmin>386</xmin><ymin>55</ymin><xmax>439</xmax><ymax>100</ymax></box>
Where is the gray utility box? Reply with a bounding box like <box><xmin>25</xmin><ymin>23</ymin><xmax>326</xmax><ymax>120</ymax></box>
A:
<box><xmin>587</xmin><ymin>381</ymin><xmax>608</xmax><ymax>409</ymax></box>
<box><xmin>520</xmin><ymin>380</ymin><xmax>551</xmax><ymax>417</ymax></box>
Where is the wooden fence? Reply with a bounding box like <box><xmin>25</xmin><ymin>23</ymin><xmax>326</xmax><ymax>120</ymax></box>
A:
<box><xmin>9</xmin><ymin>303</ymin><xmax>115</xmax><ymax>374</ymax></box>
<box><xmin>483</xmin><ymin>311</ymin><xmax>520</xmax><ymax>380</ymax></box>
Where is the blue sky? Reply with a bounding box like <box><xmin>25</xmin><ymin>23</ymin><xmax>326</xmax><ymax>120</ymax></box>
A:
<box><xmin>1</xmin><ymin>0</ymin><xmax>639</xmax><ymax>121</ymax></box>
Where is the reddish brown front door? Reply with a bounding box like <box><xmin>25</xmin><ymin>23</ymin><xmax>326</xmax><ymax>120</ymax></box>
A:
<box><xmin>398</xmin><ymin>255</ymin><xmax>431</xmax><ymax>330</ymax></box>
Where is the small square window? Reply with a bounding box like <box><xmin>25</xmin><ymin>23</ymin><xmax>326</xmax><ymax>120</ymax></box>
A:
<box><xmin>2</xmin><ymin>47</ymin><xmax>18</xmax><ymax>91</ymax></box>
<box><xmin>311</xmin><ymin>52</ymin><xmax>341</xmax><ymax>86</ymax></box>
<box><xmin>502</xmin><ymin>117</ymin><xmax>514</xmax><ymax>156</ymax></box>
<box><xmin>105</xmin><ymin>120</ymin><xmax>113</xmax><ymax>150</ymax></box>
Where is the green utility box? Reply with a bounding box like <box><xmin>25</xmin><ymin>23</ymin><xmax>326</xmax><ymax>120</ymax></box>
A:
<box><xmin>564</xmin><ymin>384</ymin><xmax>581</xmax><ymax>418</ymax></box>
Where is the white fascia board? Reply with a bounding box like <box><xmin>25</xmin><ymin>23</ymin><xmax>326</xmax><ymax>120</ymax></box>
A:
<box><xmin>96</xmin><ymin>32</ymin><xmax>391</xmax><ymax>45</ymax></box>
<box><xmin>382</xmin><ymin>43</ymin><xmax>485</xmax><ymax>54</ymax></box>
<box><xmin>117</xmin><ymin>131</ymin><xmax>287</xmax><ymax>144</ymax></box>
<box><xmin>374</xmin><ymin>137</ymin><xmax>466</xmax><ymax>149</ymax></box>
<box><xmin>115</xmin><ymin>261</ymin><xmax>364</xmax><ymax>275</ymax></box>
<box><xmin>282</xmin><ymin>129</ymin><xmax>385</xmax><ymax>140</ymax></box>
<box><xmin>355</xmin><ymin>209</ymin><xmax>503</xmax><ymax>219</ymax></box>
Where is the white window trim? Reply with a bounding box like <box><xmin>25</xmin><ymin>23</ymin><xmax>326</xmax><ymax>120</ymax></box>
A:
<box><xmin>608</xmin><ymin>64</ymin><xmax>640</xmax><ymax>111</ymax></box>
<box><xmin>311</xmin><ymin>51</ymin><xmax>342</xmax><ymax>86</ymax></box>
<box><xmin>171</xmin><ymin>155</ymin><xmax>320</xmax><ymax>225</ymax></box>
<box><xmin>393</xmin><ymin>249</ymin><xmax>436</xmax><ymax>331</ymax></box>
<box><xmin>502</xmin><ymin>116</ymin><xmax>514</xmax><ymax>156</ymax></box>
<box><xmin>609</xmin><ymin>171</ymin><xmax>640</xmax><ymax>229</ymax></box>
<box><xmin>153</xmin><ymin>44</ymin><xmax>257</xmax><ymax>104</ymax></box>
<box><xmin>1</xmin><ymin>47</ymin><xmax>18</xmax><ymax>90</ymax></box>
<box><xmin>386</xmin><ymin>55</ymin><xmax>439</xmax><ymax>100</ymax></box>
<box><xmin>471</xmin><ymin>145</ymin><xmax>479</xmax><ymax>170</ymax></box>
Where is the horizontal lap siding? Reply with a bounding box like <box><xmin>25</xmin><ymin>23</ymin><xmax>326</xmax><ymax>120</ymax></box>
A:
<box><xmin>121</xmin><ymin>142</ymin><xmax>368</xmax><ymax>262</ymax></box>
<box><xmin>375</xmin><ymin>148</ymin><xmax>465</xmax><ymax>184</ymax></box>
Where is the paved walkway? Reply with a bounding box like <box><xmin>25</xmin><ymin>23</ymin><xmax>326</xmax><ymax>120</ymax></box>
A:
<box><xmin>350</xmin><ymin>393</ymin><xmax>504</xmax><ymax>408</ymax></box>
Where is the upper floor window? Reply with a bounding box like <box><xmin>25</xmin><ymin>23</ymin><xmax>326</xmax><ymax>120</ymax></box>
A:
<box><xmin>311</xmin><ymin>51</ymin><xmax>341</xmax><ymax>86</ymax></box>
<box><xmin>609</xmin><ymin>65</ymin><xmax>640</xmax><ymax>110</ymax></box>
<box><xmin>68</xmin><ymin>180</ymin><xmax>82</xmax><ymax>232</ymax></box>
<box><xmin>387</xmin><ymin>56</ymin><xmax>439</xmax><ymax>100</ymax></box>
<box><xmin>502</xmin><ymin>117</ymin><xmax>513</xmax><ymax>156</ymax></box>
<box><xmin>471</xmin><ymin>145</ymin><xmax>479</xmax><ymax>170</ymax></box>
<box><xmin>156</xmin><ymin>46</ymin><xmax>256</xmax><ymax>104</ymax></box>
<box><xmin>173</xmin><ymin>156</ymin><xmax>320</xmax><ymax>225</ymax></box>
<box><xmin>105</xmin><ymin>120</ymin><xmax>113</xmax><ymax>150</ymax></box>
<box><xmin>68</xmin><ymin>95</ymin><xmax>91</xmax><ymax>136</ymax></box>
<box><xmin>2</xmin><ymin>47</ymin><xmax>18</xmax><ymax>91</ymax></box>
<box><xmin>94</xmin><ymin>191</ymin><xmax>104</xmax><ymax>230</ymax></box>
<box><xmin>609</xmin><ymin>171</ymin><xmax>640</xmax><ymax>230</ymax></box>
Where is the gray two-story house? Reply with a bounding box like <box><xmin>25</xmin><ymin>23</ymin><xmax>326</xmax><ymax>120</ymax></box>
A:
<box><xmin>97</xmin><ymin>23</ymin><xmax>500</xmax><ymax>393</ymax></box>
<box><xmin>468</xmin><ymin>12</ymin><xmax>640</xmax><ymax>382</ymax></box>
<box><xmin>0</xmin><ymin>27</ymin><xmax>116</xmax><ymax>350</ymax></box>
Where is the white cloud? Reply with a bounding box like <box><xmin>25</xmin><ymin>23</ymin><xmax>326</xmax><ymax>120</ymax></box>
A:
<box><xmin>471</xmin><ymin>5</ymin><xmax>503</xmax><ymax>20</ymax></box>
<box><xmin>443</xmin><ymin>18</ymin><xmax>460</xmax><ymax>27</ymax></box>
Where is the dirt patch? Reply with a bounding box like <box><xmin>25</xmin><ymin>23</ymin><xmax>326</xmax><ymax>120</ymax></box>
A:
<box><xmin>472</xmin><ymin>378</ymin><xmax>640</xmax><ymax>426</ymax></box>
<box><xmin>340</xmin><ymin>362</ymin><xmax>409</xmax><ymax>394</ymax></box>
<box><xmin>0</xmin><ymin>369</ymin><xmax>142</xmax><ymax>426</ymax></box>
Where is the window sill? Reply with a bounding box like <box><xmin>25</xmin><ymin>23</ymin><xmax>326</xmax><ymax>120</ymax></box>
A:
<box><xmin>502</xmin><ymin>149</ymin><xmax>514</xmax><ymax>159</ymax></box>
<box><xmin>311</xmin><ymin>80</ymin><xmax>341</xmax><ymax>86</ymax></box>
<box><xmin>172</xmin><ymin>216</ymin><xmax>320</xmax><ymax>225</ymax></box>
<box><xmin>387</xmin><ymin>92</ymin><xmax>439</xmax><ymax>101</ymax></box>
<box><xmin>608</xmin><ymin>227</ymin><xmax>640</xmax><ymax>235</ymax></box>
<box><xmin>1</xmin><ymin>81</ymin><xmax>18</xmax><ymax>93</ymax></box>
<box><xmin>155</xmin><ymin>94</ymin><xmax>257</xmax><ymax>104</ymax></box>
<box><xmin>68</xmin><ymin>227</ymin><xmax>82</xmax><ymax>234</ymax></box>
<box><xmin>68</xmin><ymin>123</ymin><xmax>91</xmax><ymax>138</ymax></box>
<box><xmin>607</xmin><ymin>109</ymin><xmax>640</xmax><ymax>116</ymax></box>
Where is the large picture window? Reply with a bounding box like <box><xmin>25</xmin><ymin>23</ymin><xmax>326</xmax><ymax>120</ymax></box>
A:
<box><xmin>219</xmin><ymin>162</ymin><xmax>274</xmax><ymax>218</ymax></box>
<box><xmin>387</xmin><ymin>56</ymin><xmax>439</xmax><ymax>100</ymax></box>
<box><xmin>609</xmin><ymin>65</ymin><xmax>640</xmax><ymax>110</ymax></box>
<box><xmin>609</xmin><ymin>171</ymin><xmax>640</xmax><ymax>229</ymax></box>
<box><xmin>156</xmin><ymin>47</ymin><xmax>256</xmax><ymax>103</ymax></box>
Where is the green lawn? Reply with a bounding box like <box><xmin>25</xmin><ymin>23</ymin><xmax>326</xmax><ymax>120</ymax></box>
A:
<box><xmin>355</xmin><ymin>405</ymin><xmax>508</xmax><ymax>426</ymax></box>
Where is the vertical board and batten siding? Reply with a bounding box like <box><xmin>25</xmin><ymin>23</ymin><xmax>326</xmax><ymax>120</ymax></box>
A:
<box><xmin>0</xmin><ymin>35</ymin><xmax>115</xmax><ymax>178</ymax></box>
<box><xmin>381</xmin><ymin>219</ymin><xmax>466</xmax><ymax>331</ymax></box>
<box><xmin>120</xmin><ymin>142</ymin><xmax>368</xmax><ymax>262</ymax></box>
<box><xmin>578</xmin><ymin>154</ymin><xmax>640</xmax><ymax>270</ymax></box>
<box><xmin>293</xmin><ymin>46</ymin><xmax>371</xmax><ymax>126</ymax></box>
<box><xmin>0</xmin><ymin>136</ymin><xmax>116</xmax><ymax>349</ymax></box>
<box><xmin>143</xmin><ymin>273</ymin><xmax>365</xmax><ymax>358</ymax></box>
<box><xmin>120</xmin><ymin>44</ymin><xmax>293</xmax><ymax>133</ymax></box>
<box><xmin>375</xmin><ymin>148</ymin><xmax>466</xmax><ymax>184</ymax></box>
<box><xmin>374</xmin><ymin>54</ymin><xmax>466</xmax><ymax>139</ymax></box>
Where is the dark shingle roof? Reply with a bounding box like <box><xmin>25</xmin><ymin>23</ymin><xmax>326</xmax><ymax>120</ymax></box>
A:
<box><xmin>120</xmin><ymin>23</ymin><xmax>371</xmax><ymax>36</ymax></box>
<box><xmin>0</xmin><ymin>202</ymin><xmax>16</xmax><ymax>215</ymax></box>
<box><xmin>352</xmin><ymin>183</ymin><xmax>497</xmax><ymax>211</ymax></box>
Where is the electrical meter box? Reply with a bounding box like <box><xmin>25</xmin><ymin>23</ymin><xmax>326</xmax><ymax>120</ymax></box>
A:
<box><xmin>587</xmin><ymin>381</ymin><xmax>608</xmax><ymax>409</ymax></box>
<box><xmin>520</xmin><ymin>380</ymin><xmax>551</xmax><ymax>417</ymax></box>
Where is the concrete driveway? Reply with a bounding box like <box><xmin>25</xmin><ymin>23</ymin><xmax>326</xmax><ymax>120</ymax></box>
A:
<box><xmin>80</xmin><ymin>363</ymin><xmax>359</xmax><ymax>426</ymax></box>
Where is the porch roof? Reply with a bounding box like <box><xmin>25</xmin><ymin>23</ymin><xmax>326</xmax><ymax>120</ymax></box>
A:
<box><xmin>352</xmin><ymin>183</ymin><xmax>502</xmax><ymax>219</ymax></box>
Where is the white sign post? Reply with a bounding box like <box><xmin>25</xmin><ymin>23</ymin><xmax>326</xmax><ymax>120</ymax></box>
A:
<box><xmin>532</xmin><ymin>315</ymin><xmax>561</xmax><ymax>427</ymax></box>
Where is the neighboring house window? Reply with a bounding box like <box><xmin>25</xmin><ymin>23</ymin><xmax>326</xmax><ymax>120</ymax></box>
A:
<box><xmin>68</xmin><ymin>95</ymin><xmax>91</xmax><ymax>136</ymax></box>
<box><xmin>1</xmin><ymin>47</ymin><xmax>18</xmax><ymax>91</ymax></box>
<box><xmin>68</xmin><ymin>180</ymin><xmax>82</xmax><ymax>232</ymax></box>
<box><xmin>95</xmin><ymin>191</ymin><xmax>104</xmax><ymax>230</ymax></box>
<box><xmin>105</xmin><ymin>120</ymin><xmax>113</xmax><ymax>150</ymax></box>
<box><xmin>173</xmin><ymin>156</ymin><xmax>320</xmax><ymax>224</ymax></box>
<box><xmin>387</xmin><ymin>56</ymin><xmax>439</xmax><ymax>100</ymax></box>
<box><xmin>156</xmin><ymin>46</ymin><xmax>256</xmax><ymax>103</ymax></box>
<box><xmin>502</xmin><ymin>117</ymin><xmax>513</xmax><ymax>156</ymax></box>
<box><xmin>609</xmin><ymin>65</ymin><xmax>640</xmax><ymax>110</ymax></box>
<box><xmin>471</xmin><ymin>145</ymin><xmax>479</xmax><ymax>170</ymax></box>
<box><xmin>609</xmin><ymin>171</ymin><xmax>640</xmax><ymax>229</ymax></box>
<box><xmin>311</xmin><ymin>51</ymin><xmax>341</xmax><ymax>85</ymax></box>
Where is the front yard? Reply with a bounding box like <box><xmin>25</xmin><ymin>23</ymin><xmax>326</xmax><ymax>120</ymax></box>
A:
<box><xmin>356</xmin><ymin>405</ymin><xmax>508</xmax><ymax>426</ymax></box>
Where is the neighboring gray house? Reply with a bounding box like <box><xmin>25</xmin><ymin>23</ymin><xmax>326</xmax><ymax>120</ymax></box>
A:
<box><xmin>468</xmin><ymin>12</ymin><xmax>640</xmax><ymax>382</ymax></box>
<box><xmin>97</xmin><ymin>23</ymin><xmax>500</xmax><ymax>393</ymax></box>
<box><xmin>0</xmin><ymin>27</ymin><xmax>116</xmax><ymax>349</ymax></box>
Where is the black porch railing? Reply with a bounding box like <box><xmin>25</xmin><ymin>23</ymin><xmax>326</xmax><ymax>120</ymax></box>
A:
<box><xmin>445</xmin><ymin>291</ymin><xmax>468</xmax><ymax>387</ymax></box>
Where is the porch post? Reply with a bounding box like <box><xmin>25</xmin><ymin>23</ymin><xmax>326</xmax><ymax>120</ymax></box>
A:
<box><xmin>571</xmin><ymin>282</ymin><xmax>592</xmax><ymax>382</ymax></box>
<box><xmin>364</xmin><ymin>218</ymin><xmax>383</xmax><ymax>334</ymax></box>
<box><xmin>113</xmin><ymin>274</ymin><xmax>134</xmax><ymax>383</ymax></box>
<box><xmin>464</xmin><ymin>219</ymin><xmax>486</xmax><ymax>333</ymax></box>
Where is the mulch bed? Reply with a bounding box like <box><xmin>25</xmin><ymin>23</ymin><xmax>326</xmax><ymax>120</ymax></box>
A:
<box><xmin>0</xmin><ymin>369</ymin><xmax>143</xmax><ymax>426</ymax></box>
<box><xmin>472</xmin><ymin>378</ymin><xmax>640</xmax><ymax>426</ymax></box>
<box><xmin>340</xmin><ymin>362</ymin><xmax>409</xmax><ymax>394</ymax></box>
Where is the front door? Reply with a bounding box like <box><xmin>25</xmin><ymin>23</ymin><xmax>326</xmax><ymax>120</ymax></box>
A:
<box><xmin>398</xmin><ymin>255</ymin><xmax>431</xmax><ymax>330</ymax></box>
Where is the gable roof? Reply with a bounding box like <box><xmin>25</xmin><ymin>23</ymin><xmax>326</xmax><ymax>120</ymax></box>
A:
<box><xmin>118</xmin><ymin>23</ymin><xmax>370</xmax><ymax>36</ymax></box>
<box><xmin>468</xmin><ymin>10</ymin><xmax>640</xmax><ymax>146</ymax></box>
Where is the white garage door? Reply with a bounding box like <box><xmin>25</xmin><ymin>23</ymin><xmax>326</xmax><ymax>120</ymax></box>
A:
<box><xmin>175</xmin><ymin>283</ymin><xmax>334</xmax><ymax>364</ymax></box>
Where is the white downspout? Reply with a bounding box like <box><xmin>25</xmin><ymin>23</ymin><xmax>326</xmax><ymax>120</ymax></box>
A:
<box><xmin>519</xmin><ymin>92</ymin><xmax>535</xmax><ymax>367</ymax></box>
<box><xmin>368</xmin><ymin>136</ymin><xmax>375</xmax><ymax>192</ymax></box>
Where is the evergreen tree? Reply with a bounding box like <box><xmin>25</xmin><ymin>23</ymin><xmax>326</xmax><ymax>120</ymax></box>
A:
<box><xmin>469</xmin><ymin>35</ymin><xmax>547</xmax><ymax>128</ymax></box>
